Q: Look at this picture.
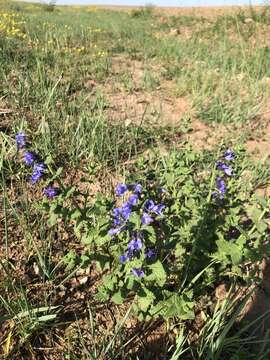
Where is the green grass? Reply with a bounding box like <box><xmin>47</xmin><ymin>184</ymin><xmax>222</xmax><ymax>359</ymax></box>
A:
<box><xmin>1</xmin><ymin>1</ymin><xmax>270</xmax><ymax>358</ymax></box>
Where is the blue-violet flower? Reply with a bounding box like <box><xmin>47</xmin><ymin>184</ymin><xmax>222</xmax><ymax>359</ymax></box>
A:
<box><xmin>24</xmin><ymin>151</ymin><xmax>37</xmax><ymax>166</ymax></box>
<box><xmin>16</xmin><ymin>131</ymin><xmax>26</xmax><ymax>150</ymax></box>
<box><xmin>216</xmin><ymin>161</ymin><xmax>233</xmax><ymax>177</ymax></box>
<box><xmin>134</xmin><ymin>183</ymin><xmax>143</xmax><ymax>193</ymax></box>
<box><xmin>115</xmin><ymin>183</ymin><xmax>128</xmax><ymax>196</ymax></box>
<box><xmin>216</xmin><ymin>176</ymin><xmax>226</xmax><ymax>199</ymax></box>
<box><xmin>141</xmin><ymin>212</ymin><xmax>153</xmax><ymax>225</ymax></box>
<box><xmin>44</xmin><ymin>186</ymin><xmax>59</xmax><ymax>198</ymax></box>
<box><xmin>131</xmin><ymin>268</ymin><xmax>144</xmax><ymax>277</ymax></box>
<box><xmin>31</xmin><ymin>163</ymin><xmax>46</xmax><ymax>184</ymax></box>
<box><xmin>128</xmin><ymin>194</ymin><xmax>138</xmax><ymax>206</ymax></box>
<box><xmin>128</xmin><ymin>236</ymin><xmax>143</xmax><ymax>252</ymax></box>
<box><xmin>224</xmin><ymin>149</ymin><xmax>235</xmax><ymax>161</ymax></box>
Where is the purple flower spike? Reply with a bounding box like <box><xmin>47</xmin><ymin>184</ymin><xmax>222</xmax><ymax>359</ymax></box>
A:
<box><xmin>128</xmin><ymin>194</ymin><xmax>138</xmax><ymax>206</ymax></box>
<box><xmin>216</xmin><ymin>176</ymin><xmax>226</xmax><ymax>199</ymax></box>
<box><xmin>16</xmin><ymin>131</ymin><xmax>26</xmax><ymax>150</ymax></box>
<box><xmin>145</xmin><ymin>248</ymin><xmax>155</xmax><ymax>259</ymax></box>
<box><xmin>131</xmin><ymin>268</ymin><xmax>144</xmax><ymax>277</ymax></box>
<box><xmin>134</xmin><ymin>183</ymin><xmax>143</xmax><ymax>193</ymax></box>
<box><xmin>115</xmin><ymin>183</ymin><xmax>128</xmax><ymax>196</ymax></box>
<box><xmin>216</xmin><ymin>161</ymin><xmax>233</xmax><ymax>177</ymax></box>
<box><xmin>44</xmin><ymin>186</ymin><xmax>59</xmax><ymax>198</ymax></box>
<box><xmin>31</xmin><ymin>162</ymin><xmax>46</xmax><ymax>184</ymax></box>
<box><xmin>144</xmin><ymin>199</ymin><xmax>155</xmax><ymax>212</ymax></box>
<box><xmin>24</xmin><ymin>151</ymin><xmax>37</xmax><ymax>166</ymax></box>
<box><xmin>224</xmin><ymin>149</ymin><xmax>235</xmax><ymax>161</ymax></box>
<box><xmin>141</xmin><ymin>212</ymin><xmax>153</xmax><ymax>225</ymax></box>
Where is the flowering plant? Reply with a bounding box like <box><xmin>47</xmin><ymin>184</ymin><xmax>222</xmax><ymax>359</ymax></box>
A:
<box><xmin>14</xmin><ymin>132</ymin><xmax>270</xmax><ymax>320</ymax></box>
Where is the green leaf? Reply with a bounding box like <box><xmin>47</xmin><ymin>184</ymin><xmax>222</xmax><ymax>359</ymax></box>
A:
<box><xmin>128</xmin><ymin>213</ymin><xmax>141</xmax><ymax>227</ymax></box>
<box><xmin>137</xmin><ymin>289</ymin><xmax>155</xmax><ymax>312</ymax></box>
<box><xmin>70</xmin><ymin>209</ymin><xmax>82</xmax><ymax>220</ymax></box>
<box><xmin>216</xmin><ymin>239</ymin><xmax>242</xmax><ymax>265</ymax></box>
<box><xmin>152</xmin><ymin>291</ymin><xmax>194</xmax><ymax>320</ymax></box>
<box><xmin>147</xmin><ymin>260</ymin><xmax>167</xmax><ymax>286</ymax></box>
<box><xmin>111</xmin><ymin>291</ymin><xmax>123</xmax><ymax>305</ymax></box>
<box><xmin>103</xmin><ymin>275</ymin><xmax>115</xmax><ymax>291</ymax></box>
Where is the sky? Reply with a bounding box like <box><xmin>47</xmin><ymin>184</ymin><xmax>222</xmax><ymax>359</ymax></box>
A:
<box><xmin>31</xmin><ymin>0</ymin><xmax>265</xmax><ymax>6</ymax></box>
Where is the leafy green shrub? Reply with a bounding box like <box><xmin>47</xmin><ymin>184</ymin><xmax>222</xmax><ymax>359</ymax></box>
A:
<box><xmin>15</xmin><ymin>132</ymin><xmax>270</xmax><ymax>321</ymax></box>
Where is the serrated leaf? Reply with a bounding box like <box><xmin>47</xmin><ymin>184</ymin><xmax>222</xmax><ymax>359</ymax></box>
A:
<box><xmin>151</xmin><ymin>291</ymin><xmax>194</xmax><ymax>320</ymax></box>
<box><xmin>137</xmin><ymin>288</ymin><xmax>155</xmax><ymax>312</ymax></box>
<box><xmin>147</xmin><ymin>260</ymin><xmax>166</xmax><ymax>286</ymax></box>
<box><xmin>216</xmin><ymin>239</ymin><xmax>242</xmax><ymax>265</ymax></box>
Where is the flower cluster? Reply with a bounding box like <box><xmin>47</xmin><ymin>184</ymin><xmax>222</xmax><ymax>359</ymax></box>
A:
<box><xmin>213</xmin><ymin>149</ymin><xmax>235</xmax><ymax>199</ymax></box>
<box><xmin>109</xmin><ymin>183</ymin><xmax>164</xmax><ymax>277</ymax></box>
<box><xmin>15</xmin><ymin>131</ymin><xmax>59</xmax><ymax>198</ymax></box>
<box><xmin>0</xmin><ymin>12</ymin><xmax>27</xmax><ymax>40</ymax></box>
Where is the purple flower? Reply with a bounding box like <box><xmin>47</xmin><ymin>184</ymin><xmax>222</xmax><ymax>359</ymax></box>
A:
<box><xmin>113</xmin><ymin>217</ymin><xmax>123</xmax><ymax>226</ymax></box>
<box><xmin>115</xmin><ymin>183</ymin><xmax>128</xmax><ymax>196</ymax></box>
<box><xmin>121</xmin><ymin>202</ymin><xmax>132</xmax><ymax>220</ymax></box>
<box><xmin>144</xmin><ymin>199</ymin><xmax>155</xmax><ymax>212</ymax></box>
<box><xmin>128</xmin><ymin>236</ymin><xmax>143</xmax><ymax>252</ymax></box>
<box><xmin>152</xmin><ymin>204</ymin><xmax>165</xmax><ymax>216</ymax></box>
<box><xmin>131</xmin><ymin>268</ymin><xmax>144</xmax><ymax>277</ymax></box>
<box><xmin>128</xmin><ymin>194</ymin><xmax>138</xmax><ymax>206</ymax></box>
<box><xmin>216</xmin><ymin>161</ymin><xmax>233</xmax><ymax>177</ymax></box>
<box><xmin>134</xmin><ymin>183</ymin><xmax>143</xmax><ymax>193</ymax></box>
<box><xmin>23</xmin><ymin>151</ymin><xmax>37</xmax><ymax>166</ymax></box>
<box><xmin>145</xmin><ymin>248</ymin><xmax>155</xmax><ymax>259</ymax></box>
<box><xmin>108</xmin><ymin>228</ymin><xmax>121</xmax><ymax>236</ymax></box>
<box><xmin>224</xmin><ymin>149</ymin><xmax>235</xmax><ymax>161</ymax></box>
<box><xmin>144</xmin><ymin>199</ymin><xmax>165</xmax><ymax>216</ymax></box>
<box><xmin>31</xmin><ymin>162</ymin><xmax>46</xmax><ymax>184</ymax></box>
<box><xmin>16</xmin><ymin>131</ymin><xmax>26</xmax><ymax>150</ymax></box>
<box><xmin>112</xmin><ymin>208</ymin><xmax>123</xmax><ymax>225</ymax></box>
<box><xmin>120</xmin><ymin>254</ymin><xmax>128</xmax><ymax>263</ymax></box>
<box><xmin>141</xmin><ymin>212</ymin><xmax>153</xmax><ymax>225</ymax></box>
<box><xmin>111</xmin><ymin>203</ymin><xmax>132</xmax><ymax>227</ymax></box>
<box><xmin>216</xmin><ymin>176</ymin><xmax>226</xmax><ymax>199</ymax></box>
<box><xmin>44</xmin><ymin>186</ymin><xmax>59</xmax><ymax>198</ymax></box>
<box><xmin>113</xmin><ymin>208</ymin><xmax>122</xmax><ymax>217</ymax></box>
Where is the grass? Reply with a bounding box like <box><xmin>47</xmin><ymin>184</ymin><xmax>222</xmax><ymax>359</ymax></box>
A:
<box><xmin>1</xmin><ymin>1</ymin><xmax>270</xmax><ymax>358</ymax></box>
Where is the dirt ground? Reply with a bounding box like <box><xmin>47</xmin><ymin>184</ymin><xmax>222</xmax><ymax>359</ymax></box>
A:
<box><xmin>92</xmin><ymin>4</ymin><xmax>265</xmax><ymax>17</ymax></box>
